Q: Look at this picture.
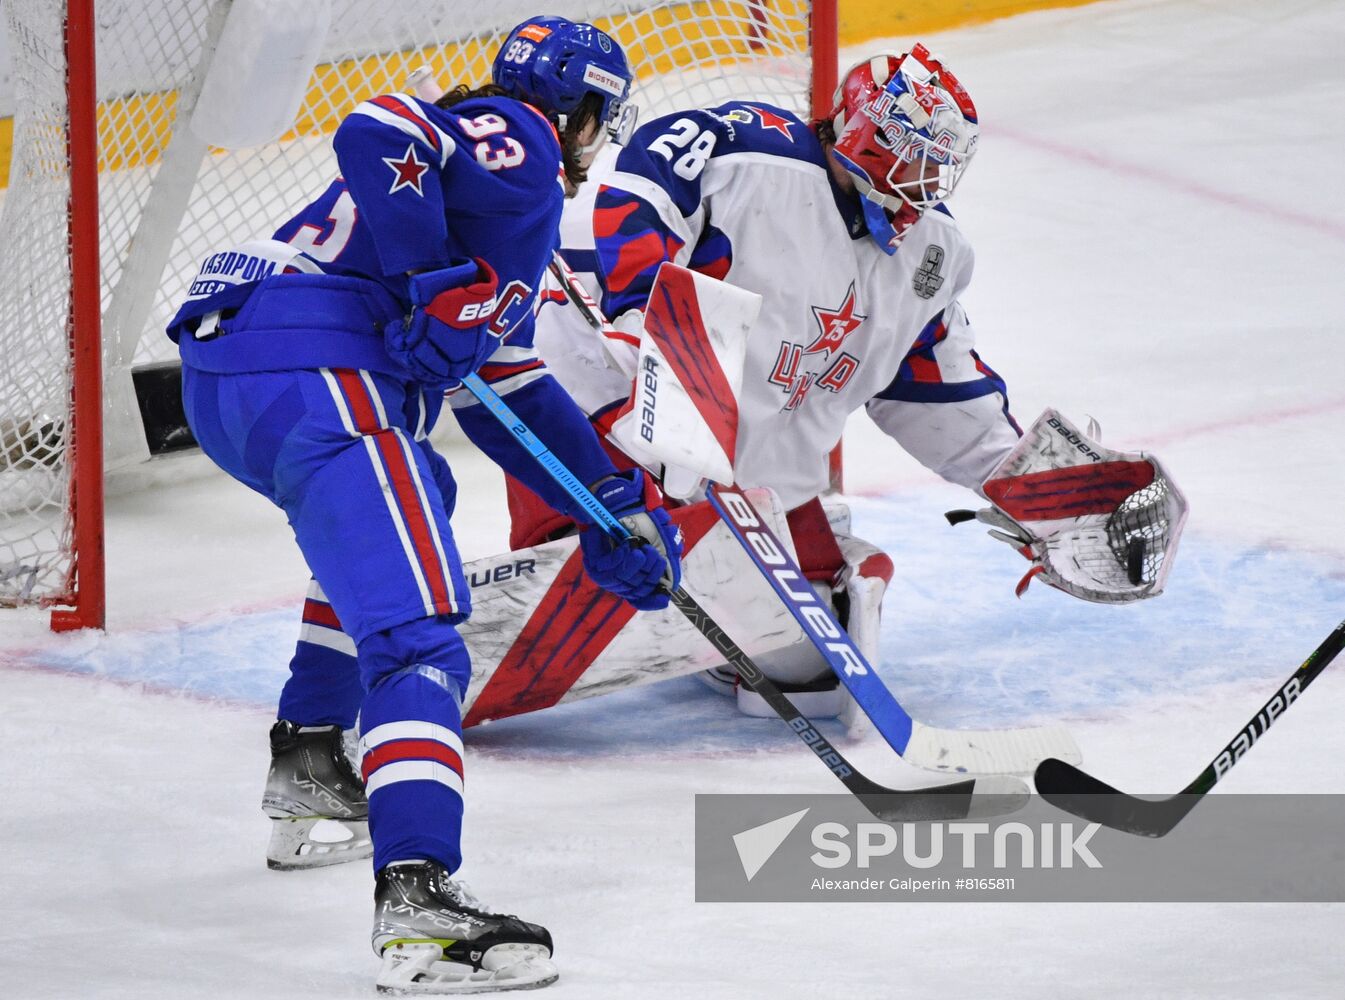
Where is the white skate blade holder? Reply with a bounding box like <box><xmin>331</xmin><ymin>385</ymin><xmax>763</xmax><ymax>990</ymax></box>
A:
<box><xmin>266</xmin><ymin>816</ymin><xmax>372</xmax><ymax>871</ymax></box>
<box><xmin>377</xmin><ymin>941</ymin><xmax>558</xmax><ymax>995</ymax></box>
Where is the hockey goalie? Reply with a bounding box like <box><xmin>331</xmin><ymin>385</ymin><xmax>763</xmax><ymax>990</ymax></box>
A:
<box><xmin>485</xmin><ymin>46</ymin><xmax>1187</xmax><ymax>722</ymax></box>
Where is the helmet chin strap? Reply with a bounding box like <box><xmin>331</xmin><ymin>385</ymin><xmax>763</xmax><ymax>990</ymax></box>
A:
<box><xmin>838</xmin><ymin>155</ymin><xmax>923</xmax><ymax>255</ymax></box>
<box><xmin>858</xmin><ymin>193</ymin><xmax>906</xmax><ymax>255</ymax></box>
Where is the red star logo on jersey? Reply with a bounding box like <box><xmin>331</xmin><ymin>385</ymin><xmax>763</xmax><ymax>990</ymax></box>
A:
<box><xmin>806</xmin><ymin>282</ymin><xmax>867</xmax><ymax>355</ymax></box>
<box><xmin>384</xmin><ymin>144</ymin><xmax>428</xmax><ymax>196</ymax></box>
<box><xmin>749</xmin><ymin>105</ymin><xmax>797</xmax><ymax>141</ymax></box>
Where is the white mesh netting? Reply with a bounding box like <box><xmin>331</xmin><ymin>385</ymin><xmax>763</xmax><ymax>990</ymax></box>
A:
<box><xmin>0</xmin><ymin>0</ymin><xmax>819</xmax><ymax>607</ymax></box>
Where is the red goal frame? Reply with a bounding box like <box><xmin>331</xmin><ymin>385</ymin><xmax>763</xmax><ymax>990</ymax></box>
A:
<box><xmin>53</xmin><ymin>0</ymin><xmax>838</xmax><ymax>632</ymax></box>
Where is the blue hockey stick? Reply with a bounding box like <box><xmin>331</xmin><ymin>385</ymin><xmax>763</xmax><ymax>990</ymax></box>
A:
<box><xmin>706</xmin><ymin>486</ymin><xmax>1080</xmax><ymax>775</ymax></box>
<box><xmin>459</xmin><ymin>371</ymin><xmax>1027</xmax><ymax>819</ymax></box>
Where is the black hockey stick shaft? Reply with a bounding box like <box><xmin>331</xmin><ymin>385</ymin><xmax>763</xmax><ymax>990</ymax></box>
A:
<box><xmin>666</xmin><ymin>586</ymin><xmax>998</xmax><ymax>821</ymax></box>
<box><xmin>1035</xmin><ymin>618</ymin><xmax>1345</xmax><ymax>836</ymax></box>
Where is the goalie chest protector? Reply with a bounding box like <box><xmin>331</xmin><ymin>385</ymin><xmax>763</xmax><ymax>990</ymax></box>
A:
<box><xmin>553</xmin><ymin>100</ymin><xmax>978</xmax><ymax>509</ymax></box>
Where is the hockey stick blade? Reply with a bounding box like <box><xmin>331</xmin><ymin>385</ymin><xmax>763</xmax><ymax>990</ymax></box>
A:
<box><xmin>670</xmin><ymin>586</ymin><xmax>1029</xmax><ymax>822</ymax></box>
<box><xmin>709</xmin><ymin>485</ymin><xmax>1080</xmax><ymax>775</ymax></box>
<box><xmin>1032</xmin><ymin>759</ymin><xmax>1203</xmax><ymax>838</ymax></box>
<box><xmin>1035</xmin><ymin>618</ymin><xmax>1345</xmax><ymax>837</ymax></box>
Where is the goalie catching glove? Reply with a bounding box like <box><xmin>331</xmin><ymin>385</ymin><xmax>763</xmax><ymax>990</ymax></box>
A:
<box><xmin>385</xmin><ymin>258</ymin><xmax>500</xmax><ymax>387</ymax></box>
<box><xmin>947</xmin><ymin>409</ymin><xmax>1188</xmax><ymax>604</ymax></box>
<box><xmin>579</xmin><ymin>469</ymin><xmax>683</xmax><ymax>610</ymax></box>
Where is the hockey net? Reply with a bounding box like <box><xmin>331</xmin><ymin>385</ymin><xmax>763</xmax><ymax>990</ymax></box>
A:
<box><xmin>0</xmin><ymin>0</ymin><xmax>836</xmax><ymax>627</ymax></box>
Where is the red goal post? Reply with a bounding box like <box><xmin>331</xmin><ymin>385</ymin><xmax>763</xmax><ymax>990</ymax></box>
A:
<box><xmin>0</xmin><ymin>0</ymin><xmax>838</xmax><ymax>631</ymax></box>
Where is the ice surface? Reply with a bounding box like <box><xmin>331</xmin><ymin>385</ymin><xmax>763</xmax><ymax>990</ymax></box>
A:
<box><xmin>4</xmin><ymin>1</ymin><xmax>1345</xmax><ymax>996</ymax></box>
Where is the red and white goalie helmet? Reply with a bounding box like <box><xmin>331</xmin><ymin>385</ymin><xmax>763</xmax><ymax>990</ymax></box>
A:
<box><xmin>829</xmin><ymin>45</ymin><xmax>979</xmax><ymax>253</ymax></box>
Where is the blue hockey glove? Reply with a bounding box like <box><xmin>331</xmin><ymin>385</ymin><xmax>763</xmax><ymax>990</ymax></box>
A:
<box><xmin>579</xmin><ymin>469</ymin><xmax>683</xmax><ymax>611</ymax></box>
<box><xmin>385</xmin><ymin>258</ymin><xmax>499</xmax><ymax>387</ymax></box>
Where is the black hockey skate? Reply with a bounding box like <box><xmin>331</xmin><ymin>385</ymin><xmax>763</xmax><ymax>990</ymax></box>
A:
<box><xmin>373</xmin><ymin>861</ymin><xmax>557</xmax><ymax>994</ymax></box>
<box><xmin>261</xmin><ymin>720</ymin><xmax>371</xmax><ymax>870</ymax></box>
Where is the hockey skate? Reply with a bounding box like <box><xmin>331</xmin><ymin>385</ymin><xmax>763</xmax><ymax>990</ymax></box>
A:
<box><xmin>262</xmin><ymin>720</ymin><xmax>371</xmax><ymax>870</ymax></box>
<box><xmin>735</xmin><ymin>669</ymin><xmax>844</xmax><ymax>718</ymax></box>
<box><xmin>698</xmin><ymin>663</ymin><xmax>846</xmax><ymax>718</ymax></box>
<box><xmin>373</xmin><ymin>861</ymin><xmax>557</xmax><ymax>994</ymax></box>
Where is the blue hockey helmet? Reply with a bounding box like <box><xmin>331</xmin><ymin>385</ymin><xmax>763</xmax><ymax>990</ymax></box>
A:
<box><xmin>492</xmin><ymin>16</ymin><xmax>637</xmax><ymax>147</ymax></box>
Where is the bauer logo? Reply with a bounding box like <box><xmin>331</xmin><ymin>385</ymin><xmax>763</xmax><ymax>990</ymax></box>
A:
<box><xmin>715</xmin><ymin>488</ymin><xmax>869</xmax><ymax>678</ymax></box>
<box><xmin>1213</xmin><ymin>676</ymin><xmax>1301</xmax><ymax>780</ymax></box>
<box><xmin>466</xmin><ymin>558</ymin><xmax>537</xmax><ymax>589</ymax></box>
<box><xmin>695</xmin><ymin>794</ymin><xmax>1345</xmax><ymax>902</ymax></box>
<box><xmin>1046</xmin><ymin>415</ymin><xmax>1103</xmax><ymax>462</ymax></box>
<box><xmin>639</xmin><ymin>355</ymin><xmax>659</xmax><ymax>442</ymax></box>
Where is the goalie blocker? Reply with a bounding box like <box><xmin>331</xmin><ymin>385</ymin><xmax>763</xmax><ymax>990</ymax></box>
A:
<box><xmin>948</xmin><ymin>408</ymin><xmax>1188</xmax><ymax>604</ymax></box>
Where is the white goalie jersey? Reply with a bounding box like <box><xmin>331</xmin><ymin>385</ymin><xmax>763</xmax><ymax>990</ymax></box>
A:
<box><xmin>536</xmin><ymin>101</ymin><xmax>1022</xmax><ymax>510</ymax></box>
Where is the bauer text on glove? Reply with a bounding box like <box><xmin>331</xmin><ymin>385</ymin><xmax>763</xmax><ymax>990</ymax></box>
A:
<box><xmin>384</xmin><ymin>258</ymin><xmax>500</xmax><ymax>386</ymax></box>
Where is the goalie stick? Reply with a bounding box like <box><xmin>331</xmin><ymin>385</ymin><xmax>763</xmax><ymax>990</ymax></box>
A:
<box><xmin>1034</xmin><ymin>619</ymin><xmax>1345</xmax><ymax>837</ymax></box>
<box><xmin>459</xmin><ymin>372</ymin><xmax>1028</xmax><ymax>822</ymax></box>
<box><xmin>709</xmin><ymin>484</ymin><xmax>1081</xmax><ymax>775</ymax></box>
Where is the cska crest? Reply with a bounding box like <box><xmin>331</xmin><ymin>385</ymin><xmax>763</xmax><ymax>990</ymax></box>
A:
<box><xmin>806</xmin><ymin>282</ymin><xmax>866</xmax><ymax>354</ymax></box>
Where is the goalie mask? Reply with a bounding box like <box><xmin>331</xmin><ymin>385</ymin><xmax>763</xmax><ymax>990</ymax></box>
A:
<box><xmin>829</xmin><ymin>45</ymin><xmax>979</xmax><ymax>254</ymax></box>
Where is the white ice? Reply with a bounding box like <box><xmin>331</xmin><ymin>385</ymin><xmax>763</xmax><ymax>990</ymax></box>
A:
<box><xmin>4</xmin><ymin>1</ymin><xmax>1345</xmax><ymax>997</ymax></box>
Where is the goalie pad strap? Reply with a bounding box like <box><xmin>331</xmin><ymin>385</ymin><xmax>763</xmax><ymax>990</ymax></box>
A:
<box><xmin>784</xmin><ymin>497</ymin><xmax>846</xmax><ymax>582</ymax></box>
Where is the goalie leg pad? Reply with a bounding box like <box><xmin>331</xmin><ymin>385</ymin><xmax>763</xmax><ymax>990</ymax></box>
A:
<box><xmin>461</xmin><ymin>492</ymin><xmax>814</xmax><ymax>724</ymax></box>
<box><xmin>835</xmin><ymin>533</ymin><xmax>893</xmax><ymax>738</ymax></box>
<box><xmin>735</xmin><ymin>531</ymin><xmax>895</xmax><ymax>724</ymax></box>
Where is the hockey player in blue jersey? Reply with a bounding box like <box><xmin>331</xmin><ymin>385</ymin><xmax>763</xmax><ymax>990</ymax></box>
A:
<box><xmin>166</xmin><ymin>16</ymin><xmax>676</xmax><ymax>994</ymax></box>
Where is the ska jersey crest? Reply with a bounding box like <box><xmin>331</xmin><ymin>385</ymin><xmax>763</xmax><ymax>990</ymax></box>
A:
<box><xmin>383</xmin><ymin>144</ymin><xmax>429</xmax><ymax>196</ymax></box>
<box><xmin>768</xmin><ymin>283</ymin><xmax>866</xmax><ymax>412</ymax></box>
<box><xmin>912</xmin><ymin>244</ymin><xmax>945</xmax><ymax>299</ymax></box>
